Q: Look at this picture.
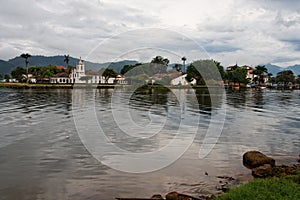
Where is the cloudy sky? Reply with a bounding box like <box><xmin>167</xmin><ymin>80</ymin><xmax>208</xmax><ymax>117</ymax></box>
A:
<box><xmin>1</xmin><ymin>0</ymin><xmax>300</xmax><ymax>67</ymax></box>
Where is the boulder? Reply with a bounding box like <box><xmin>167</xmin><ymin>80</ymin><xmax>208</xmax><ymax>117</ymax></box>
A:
<box><xmin>165</xmin><ymin>192</ymin><xmax>198</xmax><ymax>200</ymax></box>
<box><xmin>243</xmin><ymin>151</ymin><xmax>275</xmax><ymax>169</ymax></box>
<box><xmin>252</xmin><ymin>164</ymin><xmax>273</xmax><ymax>178</ymax></box>
<box><xmin>151</xmin><ymin>194</ymin><xmax>164</xmax><ymax>199</ymax></box>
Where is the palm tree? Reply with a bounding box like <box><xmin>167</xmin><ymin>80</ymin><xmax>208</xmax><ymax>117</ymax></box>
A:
<box><xmin>64</xmin><ymin>55</ymin><xmax>70</xmax><ymax>67</ymax></box>
<box><xmin>20</xmin><ymin>53</ymin><xmax>31</xmax><ymax>84</ymax></box>
<box><xmin>252</xmin><ymin>65</ymin><xmax>268</xmax><ymax>86</ymax></box>
<box><xmin>182</xmin><ymin>56</ymin><xmax>186</xmax><ymax>73</ymax></box>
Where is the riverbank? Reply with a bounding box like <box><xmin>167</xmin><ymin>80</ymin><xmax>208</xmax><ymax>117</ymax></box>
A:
<box><xmin>213</xmin><ymin>167</ymin><xmax>300</xmax><ymax>200</ymax></box>
<box><xmin>0</xmin><ymin>82</ymin><xmax>116</xmax><ymax>89</ymax></box>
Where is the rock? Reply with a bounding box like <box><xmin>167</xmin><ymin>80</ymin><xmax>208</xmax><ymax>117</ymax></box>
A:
<box><xmin>252</xmin><ymin>164</ymin><xmax>273</xmax><ymax>178</ymax></box>
<box><xmin>151</xmin><ymin>194</ymin><xmax>164</xmax><ymax>199</ymax></box>
<box><xmin>243</xmin><ymin>151</ymin><xmax>275</xmax><ymax>169</ymax></box>
<box><xmin>165</xmin><ymin>192</ymin><xmax>199</xmax><ymax>200</ymax></box>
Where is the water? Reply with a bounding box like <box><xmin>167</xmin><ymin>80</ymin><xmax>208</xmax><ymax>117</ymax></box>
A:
<box><xmin>0</xmin><ymin>88</ymin><xmax>299</xmax><ymax>199</ymax></box>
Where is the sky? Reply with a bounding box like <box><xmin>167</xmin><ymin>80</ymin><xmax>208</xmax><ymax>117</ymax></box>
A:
<box><xmin>0</xmin><ymin>0</ymin><xmax>300</xmax><ymax>67</ymax></box>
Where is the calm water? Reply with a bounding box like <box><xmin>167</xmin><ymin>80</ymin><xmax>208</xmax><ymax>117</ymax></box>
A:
<box><xmin>0</xmin><ymin>88</ymin><xmax>299</xmax><ymax>199</ymax></box>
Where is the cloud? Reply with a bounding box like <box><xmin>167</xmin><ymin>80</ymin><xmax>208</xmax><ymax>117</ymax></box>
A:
<box><xmin>0</xmin><ymin>0</ymin><xmax>300</xmax><ymax>67</ymax></box>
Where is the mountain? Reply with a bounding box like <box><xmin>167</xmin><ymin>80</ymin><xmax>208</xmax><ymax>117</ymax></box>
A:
<box><xmin>0</xmin><ymin>60</ymin><xmax>14</xmax><ymax>76</ymax></box>
<box><xmin>264</xmin><ymin>63</ymin><xmax>282</xmax><ymax>77</ymax></box>
<box><xmin>286</xmin><ymin>65</ymin><xmax>300</xmax><ymax>76</ymax></box>
<box><xmin>264</xmin><ymin>63</ymin><xmax>300</xmax><ymax>76</ymax></box>
<box><xmin>7</xmin><ymin>55</ymin><xmax>101</xmax><ymax>71</ymax></box>
<box><xmin>0</xmin><ymin>55</ymin><xmax>138</xmax><ymax>75</ymax></box>
<box><xmin>93</xmin><ymin>60</ymin><xmax>138</xmax><ymax>73</ymax></box>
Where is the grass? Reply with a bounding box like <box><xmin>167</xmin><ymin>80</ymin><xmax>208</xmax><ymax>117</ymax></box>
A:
<box><xmin>214</xmin><ymin>168</ymin><xmax>300</xmax><ymax>200</ymax></box>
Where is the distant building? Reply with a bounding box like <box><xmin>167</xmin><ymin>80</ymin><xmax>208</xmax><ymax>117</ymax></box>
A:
<box><xmin>50</xmin><ymin>73</ymin><xmax>70</xmax><ymax>84</ymax></box>
<box><xmin>226</xmin><ymin>65</ymin><xmax>258</xmax><ymax>83</ymax></box>
<box><xmin>147</xmin><ymin>72</ymin><xmax>196</xmax><ymax>86</ymax></box>
<box><xmin>170</xmin><ymin>74</ymin><xmax>196</xmax><ymax>86</ymax></box>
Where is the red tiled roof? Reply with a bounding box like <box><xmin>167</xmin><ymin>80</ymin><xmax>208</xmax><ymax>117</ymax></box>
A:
<box><xmin>54</xmin><ymin>73</ymin><xmax>70</xmax><ymax>78</ymax></box>
<box><xmin>56</xmin><ymin>66</ymin><xmax>67</xmax><ymax>70</ymax></box>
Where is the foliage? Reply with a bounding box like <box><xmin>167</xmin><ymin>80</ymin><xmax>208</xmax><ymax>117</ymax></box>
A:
<box><xmin>11</xmin><ymin>67</ymin><xmax>26</xmax><ymax>82</ymax></box>
<box><xmin>120</xmin><ymin>63</ymin><xmax>142</xmax><ymax>75</ymax></box>
<box><xmin>275</xmin><ymin>70</ymin><xmax>295</xmax><ymax>84</ymax></box>
<box><xmin>252</xmin><ymin>65</ymin><xmax>268</xmax><ymax>85</ymax></box>
<box><xmin>227</xmin><ymin>67</ymin><xmax>248</xmax><ymax>85</ymax></box>
<box><xmin>186</xmin><ymin>63</ymin><xmax>204</xmax><ymax>85</ymax></box>
<box><xmin>296</xmin><ymin>75</ymin><xmax>300</xmax><ymax>84</ymax></box>
<box><xmin>186</xmin><ymin>60</ymin><xmax>225</xmax><ymax>85</ymax></box>
<box><xmin>173</xmin><ymin>63</ymin><xmax>182</xmax><ymax>72</ymax></box>
<box><xmin>120</xmin><ymin>57</ymin><xmax>168</xmax><ymax>77</ymax></box>
<box><xmin>20</xmin><ymin>53</ymin><xmax>31</xmax><ymax>83</ymax></box>
<box><xmin>101</xmin><ymin>68</ymin><xmax>117</xmax><ymax>83</ymax></box>
<box><xmin>151</xmin><ymin>56</ymin><xmax>169</xmax><ymax>66</ymax></box>
<box><xmin>0</xmin><ymin>73</ymin><xmax>2</xmax><ymax>79</ymax></box>
<box><xmin>214</xmin><ymin>169</ymin><xmax>300</xmax><ymax>200</ymax></box>
<box><xmin>4</xmin><ymin>74</ymin><xmax>10</xmax><ymax>82</ymax></box>
<box><xmin>64</xmin><ymin>55</ymin><xmax>69</xmax><ymax>67</ymax></box>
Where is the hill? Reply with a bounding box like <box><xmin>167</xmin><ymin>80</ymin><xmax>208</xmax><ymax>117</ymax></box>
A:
<box><xmin>0</xmin><ymin>60</ymin><xmax>14</xmax><ymax>76</ymax></box>
<box><xmin>0</xmin><ymin>55</ymin><xmax>137</xmax><ymax>75</ymax></box>
<box><xmin>264</xmin><ymin>63</ymin><xmax>300</xmax><ymax>76</ymax></box>
<box><xmin>264</xmin><ymin>63</ymin><xmax>282</xmax><ymax>77</ymax></box>
<box><xmin>287</xmin><ymin>65</ymin><xmax>300</xmax><ymax>76</ymax></box>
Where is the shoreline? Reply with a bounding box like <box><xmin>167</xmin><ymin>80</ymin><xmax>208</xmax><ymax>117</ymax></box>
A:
<box><xmin>1</xmin><ymin>82</ymin><xmax>299</xmax><ymax>90</ymax></box>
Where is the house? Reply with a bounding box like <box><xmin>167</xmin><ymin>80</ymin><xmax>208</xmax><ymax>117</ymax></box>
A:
<box><xmin>241</xmin><ymin>65</ymin><xmax>256</xmax><ymax>82</ymax></box>
<box><xmin>227</xmin><ymin>65</ymin><xmax>258</xmax><ymax>83</ymax></box>
<box><xmin>147</xmin><ymin>72</ymin><xmax>196</xmax><ymax>86</ymax></box>
<box><xmin>170</xmin><ymin>73</ymin><xmax>196</xmax><ymax>86</ymax></box>
<box><xmin>50</xmin><ymin>73</ymin><xmax>71</xmax><ymax>84</ymax></box>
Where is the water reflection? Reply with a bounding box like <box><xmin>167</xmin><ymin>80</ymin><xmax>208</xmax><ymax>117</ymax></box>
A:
<box><xmin>0</xmin><ymin>88</ymin><xmax>299</xmax><ymax>199</ymax></box>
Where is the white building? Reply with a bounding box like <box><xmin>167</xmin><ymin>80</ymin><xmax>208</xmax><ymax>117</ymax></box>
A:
<box><xmin>69</xmin><ymin>58</ymin><xmax>127</xmax><ymax>84</ymax></box>
<box><xmin>170</xmin><ymin>74</ymin><xmax>196</xmax><ymax>86</ymax></box>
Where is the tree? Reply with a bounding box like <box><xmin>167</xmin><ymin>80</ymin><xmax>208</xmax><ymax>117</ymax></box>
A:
<box><xmin>182</xmin><ymin>57</ymin><xmax>186</xmax><ymax>73</ymax></box>
<box><xmin>276</xmin><ymin>70</ymin><xmax>295</xmax><ymax>85</ymax></box>
<box><xmin>151</xmin><ymin>56</ymin><xmax>169</xmax><ymax>66</ymax></box>
<box><xmin>227</xmin><ymin>67</ymin><xmax>248</xmax><ymax>86</ymax></box>
<box><xmin>120</xmin><ymin>63</ymin><xmax>142</xmax><ymax>75</ymax></box>
<box><xmin>214</xmin><ymin>60</ymin><xmax>226</xmax><ymax>80</ymax></box>
<box><xmin>186</xmin><ymin>63</ymin><xmax>204</xmax><ymax>85</ymax></box>
<box><xmin>252</xmin><ymin>65</ymin><xmax>268</xmax><ymax>85</ymax></box>
<box><xmin>173</xmin><ymin>64</ymin><xmax>182</xmax><ymax>72</ymax></box>
<box><xmin>20</xmin><ymin>53</ymin><xmax>31</xmax><ymax>84</ymax></box>
<box><xmin>296</xmin><ymin>75</ymin><xmax>300</xmax><ymax>84</ymax></box>
<box><xmin>66</xmin><ymin>65</ymin><xmax>75</xmax><ymax>74</ymax></box>
<box><xmin>4</xmin><ymin>74</ymin><xmax>10</xmax><ymax>82</ymax></box>
<box><xmin>29</xmin><ymin>66</ymin><xmax>43</xmax><ymax>79</ymax></box>
<box><xmin>186</xmin><ymin>60</ymin><xmax>225</xmax><ymax>85</ymax></box>
<box><xmin>150</xmin><ymin>56</ymin><xmax>169</xmax><ymax>74</ymax></box>
<box><xmin>11</xmin><ymin>67</ymin><xmax>26</xmax><ymax>82</ymax></box>
<box><xmin>0</xmin><ymin>73</ymin><xmax>2</xmax><ymax>80</ymax></box>
<box><xmin>64</xmin><ymin>55</ymin><xmax>70</xmax><ymax>67</ymax></box>
<box><xmin>102</xmin><ymin>68</ymin><xmax>117</xmax><ymax>83</ymax></box>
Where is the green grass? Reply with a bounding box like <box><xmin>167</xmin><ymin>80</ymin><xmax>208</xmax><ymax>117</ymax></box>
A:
<box><xmin>214</xmin><ymin>169</ymin><xmax>300</xmax><ymax>200</ymax></box>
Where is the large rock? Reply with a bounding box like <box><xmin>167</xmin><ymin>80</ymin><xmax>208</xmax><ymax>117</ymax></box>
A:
<box><xmin>243</xmin><ymin>151</ymin><xmax>275</xmax><ymax>169</ymax></box>
<box><xmin>151</xmin><ymin>194</ymin><xmax>164</xmax><ymax>199</ymax></box>
<box><xmin>252</xmin><ymin>164</ymin><xmax>273</xmax><ymax>178</ymax></box>
<box><xmin>165</xmin><ymin>192</ymin><xmax>199</xmax><ymax>200</ymax></box>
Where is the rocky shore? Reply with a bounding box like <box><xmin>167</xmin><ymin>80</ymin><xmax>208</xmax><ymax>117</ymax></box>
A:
<box><xmin>116</xmin><ymin>152</ymin><xmax>300</xmax><ymax>200</ymax></box>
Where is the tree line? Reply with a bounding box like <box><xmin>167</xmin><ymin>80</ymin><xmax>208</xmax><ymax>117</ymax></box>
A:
<box><xmin>2</xmin><ymin>53</ymin><xmax>300</xmax><ymax>86</ymax></box>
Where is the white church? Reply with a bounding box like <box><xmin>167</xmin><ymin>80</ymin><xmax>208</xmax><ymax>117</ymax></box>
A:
<box><xmin>50</xmin><ymin>58</ymin><xmax>127</xmax><ymax>84</ymax></box>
